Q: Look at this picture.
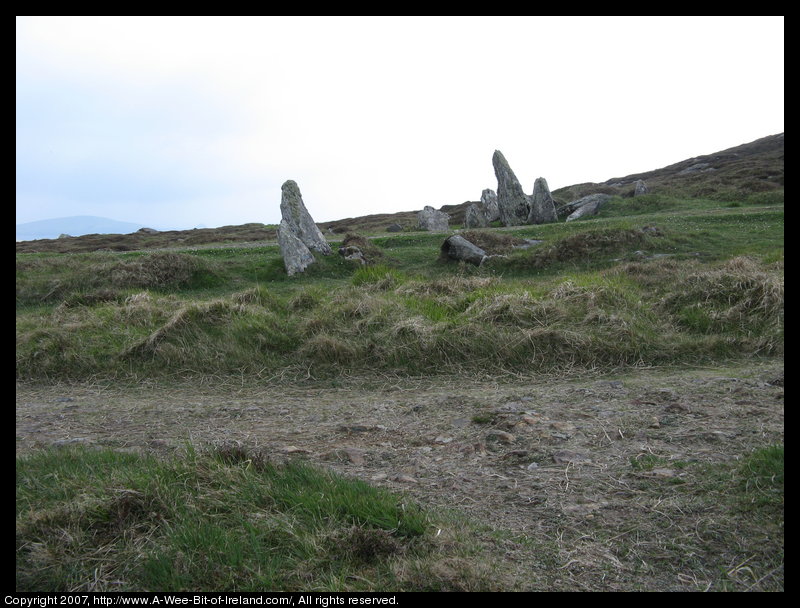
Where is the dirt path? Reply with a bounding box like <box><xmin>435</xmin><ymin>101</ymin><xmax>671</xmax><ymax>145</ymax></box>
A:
<box><xmin>16</xmin><ymin>360</ymin><xmax>784</xmax><ymax>591</ymax></box>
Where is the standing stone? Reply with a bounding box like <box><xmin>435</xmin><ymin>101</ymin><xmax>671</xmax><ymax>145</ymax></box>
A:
<box><xmin>492</xmin><ymin>151</ymin><xmax>530</xmax><ymax>226</ymax></box>
<box><xmin>417</xmin><ymin>205</ymin><xmax>450</xmax><ymax>231</ymax></box>
<box><xmin>279</xmin><ymin>180</ymin><xmax>332</xmax><ymax>255</ymax></box>
<box><xmin>277</xmin><ymin>219</ymin><xmax>316</xmax><ymax>276</ymax></box>
<box><xmin>634</xmin><ymin>180</ymin><xmax>649</xmax><ymax>196</ymax></box>
<box><xmin>527</xmin><ymin>177</ymin><xmax>558</xmax><ymax>224</ymax></box>
<box><xmin>464</xmin><ymin>203</ymin><xmax>488</xmax><ymax>228</ymax></box>
<box><xmin>481</xmin><ymin>189</ymin><xmax>500</xmax><ymax>222</ymax></box>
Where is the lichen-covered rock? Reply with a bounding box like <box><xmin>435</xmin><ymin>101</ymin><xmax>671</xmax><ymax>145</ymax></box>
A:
<box><xmin>464</xmin><ymin>203</ymin><xmax>488</xmax><ymax>228</ymax></box>
<box><xmin>277</xmin><ymin>219</ymin><xmax>315</xmax><ymax>276</ymax></box>
<box><xmin>279</xmin><ymin>180</ymin><xmax>332</xmax><ymax>255</ymax></box>
<box><xmin>527</xmin><ymin>177</ymin><xmax>558</xmax><ymax>224</ymax></box>
<box><xmin>564</xmin><ymin>193</ymin><xmax>613</xmax><ymax>222</ymax></box>
<box><xmin>481</xmin><ymin>189</ymin><xmax>500</xmax><ymax>222</ymax></box>
<box><xmin>492</xmin><ymin>151</ymin><xmax>530</xmax><ymax>226</ymax></box>
<box><xmin>418</xmin><ymin>205</ymin><xmax>450</xmax><ymax>231</ymax></box>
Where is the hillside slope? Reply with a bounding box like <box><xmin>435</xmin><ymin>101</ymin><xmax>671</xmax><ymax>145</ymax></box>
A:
<box><xmin>16</xmin><ymin>133</ymin><xmax>783</xmax><ymax>254</ymax></box>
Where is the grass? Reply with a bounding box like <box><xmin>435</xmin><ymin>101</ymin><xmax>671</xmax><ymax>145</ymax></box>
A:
<box><xmin>16</xmin><ymin>138</ymin><xmax>783</xmax><ymax>592</ymax></box>
<box><xmin>16</xmin><ymin>445</ymin><xmax>503</xmax><ymax>592</ymax></box>
<box><xmin>16</xmin><ymin>200</ymin><xmax>783</xmax><ymax>382</ymax></box>
<box><xmin>16</xmin><ymin>440</ymin><xmax>784</xmax><ymax>592</ymax></box>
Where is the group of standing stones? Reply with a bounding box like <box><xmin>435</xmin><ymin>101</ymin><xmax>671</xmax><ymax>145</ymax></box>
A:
<box><xmin>278</xmin><ymin>153</ymin><xmax>652</xmax><ymax>274</ymax></box>
<box><xmin>460</xmin><ymin>151</ymin><xmax>650</xmax><ymax>229</ymax></box>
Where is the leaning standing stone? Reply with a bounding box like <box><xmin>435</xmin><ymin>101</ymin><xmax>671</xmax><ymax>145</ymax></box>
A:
<box><xmin>277</xmin><ymin>219</ymin><xmax>316</xmax><ymax>276</ymax></box>
<box><xmin>279</xmin><ymin>180</ymin><xmax>332</xmax><ymax>255</ymax></box>
<box><xmin>527</xmin><ymin>177</ymin><xmax>558</xmax><ymax>224</ymax></box>
<box><xmin>492</xmin><ymin>151</ymin><xmax>530</xmax><ymax>226</ymax></box>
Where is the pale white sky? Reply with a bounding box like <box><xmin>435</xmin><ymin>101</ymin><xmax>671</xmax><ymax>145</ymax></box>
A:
<box><xmin>16</xmin><ymin>16</ymin><xmax>784</xmax><ymax>230</ymax></box>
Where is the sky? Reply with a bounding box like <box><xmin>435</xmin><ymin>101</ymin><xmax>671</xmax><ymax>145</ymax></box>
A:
<box><xmin>16</xmin><ymin>16</ymin><xmax>784</xmax><ymax>231</ymax></box>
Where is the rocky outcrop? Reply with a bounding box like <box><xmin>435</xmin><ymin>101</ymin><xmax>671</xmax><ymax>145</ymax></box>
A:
<box><xmin>492</xmin><ymin>151</ymin><xmax>530</xmax><ymax>226</ymax></box>
<box><xmin>527</xmin><ymin>177</ymin><xmax>558</xmax><ymax>224</ymax></box>
<box><xmin>279</xmin><ymin>180</ymin><xmax>332</xmax><ymax>255</ymax></box>
<box><xmin>634</xmin><ymin>179</ymin><xmax>649</xmax><ymax>196</ymax></box>
<box><xmin>277</xmin><ymin>219</ymin><xmax>316</xmax><ymax>276</ymax></box>
<box><xmin>418</xmin><ymin>206</ymin><xmax>450</xmax><ymax>231</ymax></box>
<box><xmin>440</xmin><ymin>235</ymin><xmax>488</xmax><ymax>266</ymax></box>
<box><xmin>481</xmin><ymin>189</ymin><xmax>500</xmax><ymax>222</ymax></box>
<box><xmin>464</xmin><ymin>203</ymin><xmax>488</xmax><ymax>228</ymax></box>
<box><xmin>564</xmin><ymin>193</ymin><xmax>613</xmax><ymax>222</ymax></box>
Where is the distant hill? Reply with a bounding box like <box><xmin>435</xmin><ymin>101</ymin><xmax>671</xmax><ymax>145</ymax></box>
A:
<box><xmin>16</xmin><ymin>216</ymin><xmax>149</xmax><ymax>242</ymax></box>
<box><xmin>16</xmin><ymin>133</ymin><xmax>783</xmax><ymax>253</ymax></box>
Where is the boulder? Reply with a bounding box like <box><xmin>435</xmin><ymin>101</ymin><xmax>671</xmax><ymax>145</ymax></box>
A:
<box><xmin>418</xmin><ymin>205</ymin><xmax>450</xmax><ymax>231</ymax></box>
<box><xmin>527</xmin><ymin>177</ymin><xmax>558</xmax><ymax>224</ymax></box>
<box><xmin>279</xmin><ymin>180</ymin><xmax>332</xmax><ymax>255</ymax></box>
<box><xmin>440</xmin><ymin>235</ymin><xmax>488</xmax><ymax>266</ymax></box>
<box><xmin>492</xmin><ymin>150</ymin><xmax>530</xmax><ymax>226</ymax></box>
<box><xmin>464</xmin><ymin>203</ymin><xmax>488</xmax><ymax>228</ymax></box>
<box><xmin>338</xmin><ymin>245</ymin><xmax>367</xmax><ymax>265</ymax></box>
<box><xmin>277</xmin><ymin>219</ymin><xmax>316</xmax><ymax>276</ymax></box>
<box><xmin>634</xmin><ymin>179</ymin><xmax>649</xmax><ymax>196</ymax></box>
<box><xmin>564</xmin><ymin>194</ymin><xmax>613</xmax><ymax>222</ymax></box>
<box><xmin>386</xmin><ymin>223</ymin><xmax>403</xmax><ymax>233</ymax></box>
<box><xmin>480</xmin><ymin>189</ymin><xmax>500</xmax><ymax>222</ymax></box>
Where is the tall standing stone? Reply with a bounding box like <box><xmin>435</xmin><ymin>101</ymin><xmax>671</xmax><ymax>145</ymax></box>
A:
<box><xmin>279</xmin><ymin>180</ymin><xmax>332</xmax><ymax>255</ymax></box>
<box><xmin>492</xmin><ymin>151</ymin><xmax>530</xmax><ymax>226</ymax></box>
<box><xmin>527</xmin><ymin>177</ymin><xmax>558</xmax><ymax>224</ymax></box>
<box><xmin>481</xmin><ymin>189</ymin><xmax>500</xmax><ymax>222</ymax></box>
<box><xmin>277</xmin><ymin>219</ymin><xmax>316</xmax><ymax>276</ymax></box>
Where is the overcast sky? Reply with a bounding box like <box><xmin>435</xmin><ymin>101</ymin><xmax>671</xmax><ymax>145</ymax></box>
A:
<box><xmin>16</xmin><ymin>16</ymin><xmax>784</xmax><ymax>231</ymax></box>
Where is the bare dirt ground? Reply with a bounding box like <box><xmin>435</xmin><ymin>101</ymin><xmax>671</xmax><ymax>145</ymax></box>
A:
<box><xmin>16</xmin><ymin>360</ymin><xmax>784</xmax><ymax>591</ymax></box>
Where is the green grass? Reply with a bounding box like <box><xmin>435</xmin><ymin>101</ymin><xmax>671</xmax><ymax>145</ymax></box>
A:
<box><xmin>16</xmin><ymin>445</ymin><xmax>501</xmax><ymax>592</ymax></box>
<box><xmin>16</xmin><ymin>199</ymin><xmax>783</xmax><ymax>382</ymax></box>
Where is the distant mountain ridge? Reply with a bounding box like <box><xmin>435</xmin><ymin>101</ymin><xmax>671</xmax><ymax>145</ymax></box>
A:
<box><xmin>16</xmin><ymin>216</ymin><xmax>150</xmax><ymax>242</ymax></box>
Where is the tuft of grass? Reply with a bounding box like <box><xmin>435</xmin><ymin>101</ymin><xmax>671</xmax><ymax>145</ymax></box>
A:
<box><xmin>738</xmin><ymin>444</ymin><xmax>784</xmax><ymax>512</ymax></box>
<box><xmin>16</xmin><ymin>445</ymin><xmax>504</xmax><ymax>592</ymax></box>
<box><xmin>351</xmin><ymin>264</ymin><xmax>407</xmax><ymax>289</ymax></box>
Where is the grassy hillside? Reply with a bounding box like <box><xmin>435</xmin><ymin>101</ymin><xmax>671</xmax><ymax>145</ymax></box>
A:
<box><xmin>16</xmin><ymin>195</ymin><xmax>783</xmax><ymax>383</ymax></box>
<box><xmin>15</xmin><ymin>133</ymin><xmax>783</xmax><ymax>254</ymax></box>
<box><xmin>15</xmin><ymin>135</ymin><xmax>783</xmax><ymax>593</ymax></box>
